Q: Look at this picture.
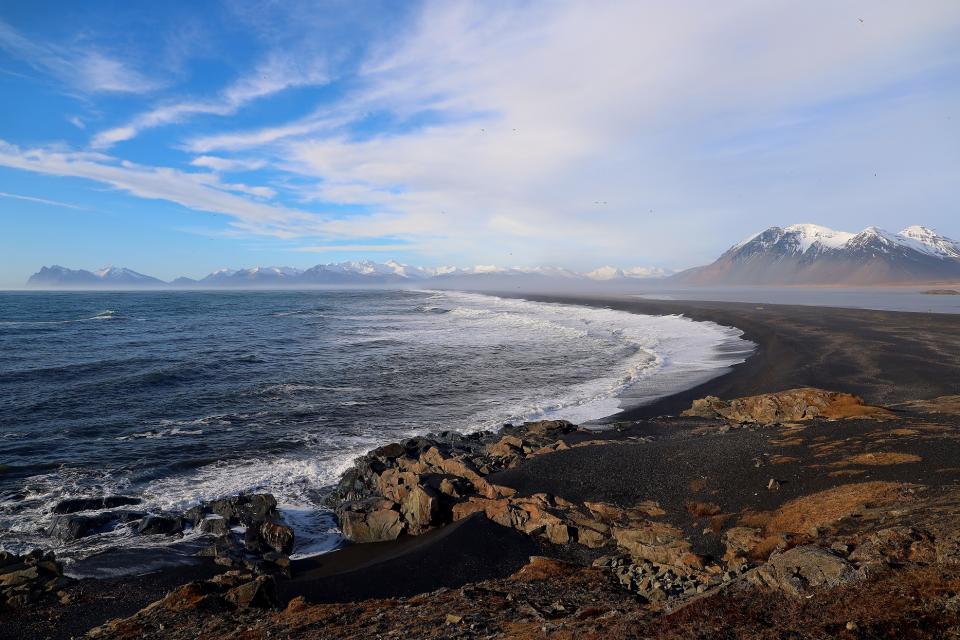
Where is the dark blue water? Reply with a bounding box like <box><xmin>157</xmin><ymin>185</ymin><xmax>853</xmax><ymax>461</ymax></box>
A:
<box><xmin>0</xmin><ymin>289</ymin><xmax>750</xmax><ymax>560</ymax></box>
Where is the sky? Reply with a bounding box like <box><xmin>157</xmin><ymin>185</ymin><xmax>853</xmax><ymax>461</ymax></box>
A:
<box><xmin>0</xmin><ymin>0</ymin><xmax>959</xmax><ymax>287</ymax></box>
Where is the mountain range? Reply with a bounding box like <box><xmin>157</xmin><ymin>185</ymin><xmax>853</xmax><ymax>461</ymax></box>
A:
<box><xmin>25</xmin><ymin>260</ymin><xmax>669</xmax><ymax>289</ymax></box>
<box><xmin>24</xmin><ymin>224</ymin><xmax>960</xmax><ymax>289</ymax></box>
<box><xmin>674</xmin><ymin>224</ymin><xmax>960</xmax><ymax>285</ymax></box>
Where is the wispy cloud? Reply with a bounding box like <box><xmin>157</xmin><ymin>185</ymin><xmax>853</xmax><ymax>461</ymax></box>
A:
<box><xmin>91</xmin><ymin>52</ymin><xmax>331</xmax><ymax>148</ymax></box>
<box><xmin>0</xmin><ymin>191</ymin><xmax>88</xmax><ymax>210</ymax></box>
<box><xmin>189</xmin><ymin>156</ymin><xmax>265</xmax><ymax>172</ymax></box>
<box><xmin>292</xmin><ymin>243</ymin><xmax>416</xmax><ymax>252</ymax></box>
<box><xmin>0</xmin><ymin>18</ymin><xmax>160</xmax><ymax>94</ymax></box>
<box><xmin>0</xmin><ymin>141</ymin><xmax>321</xmax><ymax>237</ymax></box>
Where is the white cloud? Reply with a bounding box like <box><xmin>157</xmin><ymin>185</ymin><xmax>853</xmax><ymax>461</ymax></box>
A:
<box><xmin>91</xmin><ymin>52</ymin><xmax>330</xmax><ymax>148</ymax></box>
<box><xmin>189</xmin><ymin>156</ymin><xmax>265</xmax><ymax>172</ymax></box>
<box><xmin>0</xmin><ymin>191</ymin><xmax>88</xmax><ymax>210</ymax></box>
<box><xmin>4</xmin><ymin>2</ymin><xmax>960</xmax><ymax>269</ymax></box>
<box><xmin>0</xmin><ymin>141</ymin><xmax>319</xmax><ymax>238</ymax></box>
<box><xmin>292</xmin><ymin>243</ymin><xmax>416</xmax><ymax>253</ymax></box>
<box><xmin>0</xmin><ymin>18</ymin><xmax>160</xmax><ymax>94</ymax></box>
<box><xmin>171</xmin><ymin>0</ymin><xmax>960</xmax><ymax>268</ymax></box>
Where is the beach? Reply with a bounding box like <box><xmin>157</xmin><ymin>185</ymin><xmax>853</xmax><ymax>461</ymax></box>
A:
<box><xmin>4</xmin><ymin>294</ymin><xmax>960</xmax><ymax>639</ymax></box>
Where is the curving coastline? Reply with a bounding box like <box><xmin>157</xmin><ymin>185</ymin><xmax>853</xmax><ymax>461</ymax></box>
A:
<box><xmin>4</xmin><ymin>296</ymin><xmax>960</xmax><ymax>639</ymax></box>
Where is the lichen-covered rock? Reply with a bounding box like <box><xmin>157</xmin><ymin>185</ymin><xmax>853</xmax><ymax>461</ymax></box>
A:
<box><xmin>682</xmin><ymin>388</ymin><xmax>892</xmax><ymax>424</ymax></box>
<box><xmin>753</xmin><ymin>545</ymin><xmax>861</xmax><ymax>596</ymax></box>
<box><xmin>338</xmin><ymin>498</ymin><xmax>404</xmax><ymax>543</ymax></box>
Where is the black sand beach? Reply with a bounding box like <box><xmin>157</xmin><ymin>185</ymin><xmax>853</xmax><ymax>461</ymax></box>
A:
<box><xmin>5</xmin><ymin>296</ymin><xmax>960</xmax><ymax>639</ymax></box>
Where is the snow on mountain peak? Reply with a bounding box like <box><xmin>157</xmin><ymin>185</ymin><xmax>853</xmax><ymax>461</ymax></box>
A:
<box><xmin>896</xmin><ymin>226</ymin><xmax>960</xmax><ymax>259</ymax></box>
<box><xmin>782</xmin><ymin>224</ymin><xmax>855</xmax><ymax>252</ymax></box>
<box><xmin>586</xmin><ymin>266</ymin><xmax>625</xmax><ymax>280</ymax></box>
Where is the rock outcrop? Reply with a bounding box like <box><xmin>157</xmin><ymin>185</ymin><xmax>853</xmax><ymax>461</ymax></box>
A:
<box><xmin>682</xmin><ymin>388</ymin><xmax>893</xmax><ymax>424</ymax></box>
<box><xmin>0</xmin><ymin>549</ymin><xmax>71</xmax><ymax>608</ymax></box>
<box><xmin>752</xmin><ymin>545</ymin><xmax>861</xmax><ymax>596</ymax></box>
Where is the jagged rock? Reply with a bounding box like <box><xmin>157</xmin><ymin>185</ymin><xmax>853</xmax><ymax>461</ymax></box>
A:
<box><xmin>0</xmin><ymin>550</ymin><xmax>70</xmax><ymax>608</ymax></box>
<box><xmin>753</xmin><ymin>545</ymin><xmax>861</xmax><ymax>596</ymax></box>
<box><xmin>53</xmin><ymin>496</ymin><xmax>141</xmax><ymax>514</ymax></box>
<box><xmin>401</xmin><ymin>484</ymin><xmax>440</xmax><ymax>534</ymax></box>
<box><xmin>682</xmin><ymin>388</ymin><xmax>892</xmax><ymax>424</ymax></box>
<box><xmin>338</xmin><ymin>498</ymin><xmax>404</xmax><ymax>543</ymax></box>
<box><xmin>199</xmin><ymin>515</ymin><xmax>231</xmax><ymax>536</ymax></box>
<box><xmin>206</xmin><ymin>494</ymin><xmax>278</xmax><ymax>526</ymax></box>
<box><xmin>260</xmin><ymin>520</ymin><xmax>295</xmax><ymax>555</ymax></box>
<box><xmin>224</xmin><ymin>576</ymin><xmax>278</xmax><ymax>609</ymax></box>
<box><xmin>612</xmin><ymin>520</ymin><xmax>701</xmax><ymax>568</ymax></box>
<box><xmin>137</xmin><ymin>514</ymin><xmax>184</xmax><ymax>536</ymax></box>
<box><xmin>49</xmin><ymin>512</ymin><xmax>116</xmax><ymax>541</ymax></box>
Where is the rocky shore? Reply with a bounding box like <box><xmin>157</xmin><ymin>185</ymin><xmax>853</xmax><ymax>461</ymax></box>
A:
<box><xmin>5</xmin><ymin>385</ymin><xmax>960</xmax><ymax>639</ymax></box>
<box><xmin>4</xmin><ymin>298</ymin><xmax>960</xmax><ymax>639</ymax></box>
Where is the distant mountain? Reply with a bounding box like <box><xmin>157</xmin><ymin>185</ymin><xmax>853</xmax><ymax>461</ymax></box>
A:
<box><xmin>675</xmin><ymin>224</ymin><xmax>960</xmax><ymax>286</ymax></box>
<box><xmin>26</xmin><ymin>260</ymin><xmax>668</xmax><ymax>289</ymax></box>
<box><xmin>26</xmin><ymin>265</ymin><xmax>165</xmax><ymax>288</ymax></box>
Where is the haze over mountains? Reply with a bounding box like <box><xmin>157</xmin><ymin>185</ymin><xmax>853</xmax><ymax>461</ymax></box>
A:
<box><xmin>26</xmin><ymin>261</ymin><xmax>670</xmax><ymax>289</ymax></box>
<box><xmin>25</xmin><ymin>224</ymin><xmax>960</xmax><ymax>289</ymax></box>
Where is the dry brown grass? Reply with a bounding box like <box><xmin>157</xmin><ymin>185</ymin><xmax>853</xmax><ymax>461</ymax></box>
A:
<box><xmin>649</xmin><ymin>564</ymin><xmax>960</xmax><ymax>640</ymax></box>
<box><xmin>828</xmin><ymin>452</ymin><xmax>923</xmax><ymax>467</ymax></box>
<box><xmin>889</xmin><ymin>428</ymin><xmax>920</xmax><ymax>436</ymax></box>
<box><xmin>766</xmin><ymin>482</ymin><xmax>915</xmax><ymax>534</ymax></box>
<box><xmin>738</xmin><ymin>510</ymin><xmax>773</xmax><ymax>529</ymax></box>
<box><xmin>770</xmin><ymin>437</ymin><xmax>804</xmax><ymax>446</ymax></box>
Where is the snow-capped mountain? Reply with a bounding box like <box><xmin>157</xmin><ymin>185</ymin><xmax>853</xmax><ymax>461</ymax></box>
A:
<box><xmin>26</xmin><ymin>265</ymin><xmax>165</xmax><ymax>288</ymax></box>
<box><xmin>676</xmin><ymin>224</ymin><xmax>960</xmax><ymax>285</ymax></box>
<box><xmin>25</xmin><ymin>260</ymin><xmax>670</xmax><ymax>288</ymax></box>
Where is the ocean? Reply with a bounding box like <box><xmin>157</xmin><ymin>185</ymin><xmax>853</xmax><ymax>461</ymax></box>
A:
<box><xmin>0</xmin><ymin>289</ymin><xmax>752</xmax><ymax>566</ymax></box>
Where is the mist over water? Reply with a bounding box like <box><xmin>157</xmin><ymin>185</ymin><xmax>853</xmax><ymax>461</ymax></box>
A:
<box><xmin>0</xmin><ymin>289</ymin><xmax>752</xmax><ymax>563</ymax></box>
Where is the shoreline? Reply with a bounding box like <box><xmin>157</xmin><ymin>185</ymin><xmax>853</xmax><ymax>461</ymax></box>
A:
<box><xmin>5</xmin><ymin>294</ymin><xmax>960</xmax><ymax>638</ymax></box>
<box><xmin>509</xmin><ymin>293</ymin><xmax>960</xmax><ymax>420</ymax></box>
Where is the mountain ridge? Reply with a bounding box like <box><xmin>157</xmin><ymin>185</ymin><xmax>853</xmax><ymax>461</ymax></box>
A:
<box><xmin>673</xmin><ymin>223</ymin><xmax>960</xmax><ymax>286</ymax></box>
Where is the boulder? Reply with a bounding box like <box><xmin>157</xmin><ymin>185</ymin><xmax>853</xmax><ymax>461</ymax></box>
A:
<box><xmin>53</xmin><ymin>496</ymin><xmax>141</xmax><ymax>514</ymax></box>
<box><xmin>136</xmin><ymin>514</ymin><xmax>184</xmax><ymax>536</ymax></box>
<box><xmin>612</xmin><ymin>521</ymin><xmax>701</xmax><ymax>568</ymax></box>
<box><xmin>260</xmin><ymin>521</ymin><xmax>295</xmax><ymax>555</ymax></box>
<box><xmin>400</xmin><ymin>484</ymin><xmax>440</xmax><ymax>534</ymax></box>
<box><xmin>207</xmin><ymin>494</ymin><xmax>278</xmax><ymax>526</ymax></box>
<box><xmin>224</xmin><ymin>576</ymin><xmax>278</xmax><ymax>609</ymax></box>
<box><xmin>338</xmin><ymin>498</ymin><xmax>404</xmax><ymax>543</ymax></box>
<box><xmin>199</xmin><ymin>515</ymin><xmax>231</xmax><ymax>536</ymax></box>
<box><xmin>49</xmin><ymin>513</ymin><xmax>116</xmax><ymax>541</ymax></box>
<box><xmin>753</xmin><ymin>545</ymin><xmax>861</xmax><ymax>596</ymax></box>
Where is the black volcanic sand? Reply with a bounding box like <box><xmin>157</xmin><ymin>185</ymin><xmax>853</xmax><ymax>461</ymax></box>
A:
<box><xmin>279</xmin><ymin>513</ymin><xmax>541</xmax><ymax>604</ymax></box>
<box><xmin>510</xmin><ymin>294</ymin><xmax>960</xmax><ymax>419</ymax></box>
<box><xmin>491</xmin><ymin>413</ymin><xmax>960</xmax><ymax>560</ymax></box>
<box><xmin>1</xmin><ymin>559</ymin><xmax>224</xmax><ymax>640</ymax></box>
<box><xmin>6</xmin><ymin>298</ymin><xmax>960</xmax><ymax>639</ymax></box>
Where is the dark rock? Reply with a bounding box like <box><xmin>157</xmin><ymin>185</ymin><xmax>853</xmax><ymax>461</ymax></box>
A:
<box><xmin>136</xmin><ymin>514</ymin><xmax>184</xmax><ymax>536</ymax></box>
<box><xmin>208</xmin><ymin>494</ymin><xmax>278</xmax><ymax>526</ymax></box>
<box><xmin>224</xmin><ymin>576</ymin><xmax>278</xmax><ymax>609</ymax></box>
<box><xmin>260</xmin><ymin>520</ymin><xmax>295</xmax><ymax>555</ymax></box>
<box><xmin>49</xmin><ymin>513</ymin><xmax>116</xmax><ymax>541</ymax></box>
<box><xmin>53</xmin><ymin>495</ymin><xmax>141</xmax><ymax>515</ymax></box>
<box><xmin>199</xmin><ymin>515</ymin><xmax>231</xmax><ymax>536</ymax></box>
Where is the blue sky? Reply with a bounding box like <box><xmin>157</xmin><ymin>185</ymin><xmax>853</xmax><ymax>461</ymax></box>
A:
<box><xmin>1</xmin><ymin>0</ymin><xmax>959</xmax><ymax>287</ymax></box>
